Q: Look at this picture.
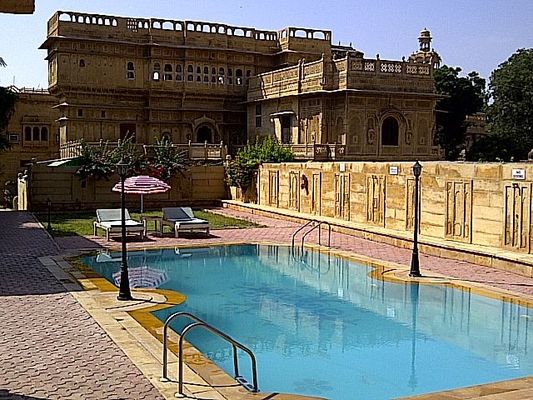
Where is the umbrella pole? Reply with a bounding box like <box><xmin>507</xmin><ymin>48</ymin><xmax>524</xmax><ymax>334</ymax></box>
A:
<box><xmin>141</xmin><ymin>194</ymin><xmax>144</xmax><ymax>215</ymax></box>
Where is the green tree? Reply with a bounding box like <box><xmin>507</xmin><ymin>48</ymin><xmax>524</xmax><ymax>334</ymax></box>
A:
<box><xmin>482</xmin><ymin>48</ymin><xmax>533</xmax><ymax>161</ymax></box>
<box><xmin>226</xmin><ymin>136</ymin><xmax>293</xmax><ymax>189</ymax></box>
<box><xmin>434</xmin><ymin>66</ymin><xmax>486</xmax><ymax>160</ymax></box>
<box><xmin>0</xmin><ymin>86</ymin><xmax>17</xmax><ymax>151</ymax></box>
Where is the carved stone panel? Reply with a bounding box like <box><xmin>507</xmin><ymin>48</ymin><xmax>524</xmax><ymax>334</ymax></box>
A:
<box><xmin>311</xmin><ymin>172</ymin><xmax>321</xmax><ymax>215</ymax></box>
<box><xmin>367</xmin><ymin>175</ymin><xmax>386</xmax><ymax>226</ymax></box>
<box><xmin>445</xmin><ymin>180</ymin><xmax>472</xmax><ymax>242</ymax></box>
<box><xmin>289</xmin><ymin>171</ymin><xmax>300</xmax><ymax>211</ymax></box>
<box><xmin>334</xmin><ymin>173</ymin><xmax>350</xmax><ymax>220</ymax></box>
<box><xmin>503</xmin><ymin>183</ymin><xmax>531</xmax><ymax>252</ymax></box>
<box><xmin>268</xmin><ymin>170</ymin><xmax>279</xmax><ymax>207</ymax></box>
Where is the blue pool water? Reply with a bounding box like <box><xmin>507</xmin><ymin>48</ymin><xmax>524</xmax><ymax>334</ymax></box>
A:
<box><xmin>84</xmin><ymin>245</ymin><xmax>533</xmax><ymax>399</ymax></box>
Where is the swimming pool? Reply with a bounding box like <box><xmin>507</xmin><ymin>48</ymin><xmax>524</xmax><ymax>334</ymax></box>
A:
<box><xmin>85</xmin><ymin>245</ymin><xmax>533</xmax><ymax>399</ymax></box>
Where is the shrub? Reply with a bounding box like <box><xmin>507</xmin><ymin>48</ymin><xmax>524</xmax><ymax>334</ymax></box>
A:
<box><xmin>226</xmin><ymin>136</ymin><xmax>293</xmax><ymax>189</ymax></box>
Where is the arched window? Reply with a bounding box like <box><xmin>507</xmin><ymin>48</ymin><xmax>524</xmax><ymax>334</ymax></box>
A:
<box><xmin>152</xmin><ymin>71</ymin><xmax>160</xmax><ymax>81</ymax></box>
<box><xmin>24</xmin><ymin>127</ymin><xmax>31</xmax><ymax>141</ymax></box>
<box><xmin>381</xmin><ymin>117</ymin><xmax>399</xmax><ymax>146</ymax></box>
<box><xmin>187</xmin><ymin>65</ymin><xmax>193</xmax><ymax>73</ymax></box>
<box><xmin>236</xmin><ymin>69</ymin><xmax>243</xmax><ymax>85</ymax></box>
<box><xmin>126</xmin><ymin>61</ymin><xmax>135</xmax><ymax>79</ymax></box>
<box><xmin>33</xmin><ymin>127</ymin><xmax>40</xmax><ymax>141</ymax></box>
<box><xmin>196</xmin><ymin>66</ymin><xmax>201</xmax><ymax>74</ymax></box>
<box><xmin>41</xmin><ymin>127</ymin><xmax>49</xmax><ymax>141</ymax></box>
<box><xmin>79</xmin><ymin>59</ymin><xmax>85</xmax><ymax>67</ymax></box>
<box><xmin>203</xmin><ymin>66</ymin><xmax>209</xmax><ymax>74</ymax></box>
<box><xmin>176</xmin><ymin>64</ymin><xmax>182</xmax><ymax>72</ymax></box>
<box><xmin>164</xmin><ymin>64</ymin><xmax>173</xmax><ymax>72</ymax></box>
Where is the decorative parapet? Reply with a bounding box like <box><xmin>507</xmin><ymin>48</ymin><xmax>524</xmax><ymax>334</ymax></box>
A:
<box><xmin>248</xmin><ymin>54</ymin><xmax>435</xmax><ymax>101</ymax></box>
<box><xmin>47</xmin><ymin>11</ymin><xmax>279</xmax><ymax>46</ymax></box>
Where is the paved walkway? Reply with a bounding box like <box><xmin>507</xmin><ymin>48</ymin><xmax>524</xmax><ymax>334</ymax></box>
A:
<box><xmin>0</xmin><ymin>212</ymin><xmax>163</xmax><ymax>400</ymax></box>
<box><xmin>4</xmin><ymin>208</ymin><xmax>533</xmax><ymax>399</ymax></box>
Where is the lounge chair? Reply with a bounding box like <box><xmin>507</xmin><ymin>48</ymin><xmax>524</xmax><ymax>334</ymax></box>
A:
<box><xmin>94</xmin><ymin>208</ymin><xmax>146</xmax><ymax>241</ymax></box>
<box><xmin>162</xmin><ymin>207</ymin><xmax>210</xmax><ymax>238</ymax></box>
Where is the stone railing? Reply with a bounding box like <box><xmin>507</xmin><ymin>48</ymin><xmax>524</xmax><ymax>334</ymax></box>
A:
<box><xmin>60</xmin><ymin>140</ymin><xmax>227</xmax><ymax>161</ymax></box>
<box><xmin>283</xmin><ymin>143</ymin><xmax>345</xmax><ymax>161</ymax></box>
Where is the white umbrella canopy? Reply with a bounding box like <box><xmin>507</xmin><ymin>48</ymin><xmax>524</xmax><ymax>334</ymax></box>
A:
<box><xmin>112</xmin><ymin>175</ymin><xmax>171</xmax><ymax>213</ymax></box>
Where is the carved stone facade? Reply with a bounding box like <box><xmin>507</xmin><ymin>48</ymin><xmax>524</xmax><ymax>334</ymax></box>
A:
<box><xmin>40</xmin><ymin>11</ymin><xmax>334</xmax><ymax>153</ymax></box>
<box><xmin>248</xmin><ymin>29</ymin><xmax>443</xmax><ymax>161</ymax></box>
<box><xmin>37</xmin><ymin>11</ymin><xmax>441</xmax><ymax>161</ymax></box>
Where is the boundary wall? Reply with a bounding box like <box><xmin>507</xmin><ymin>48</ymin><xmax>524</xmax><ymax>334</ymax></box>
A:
<box><xmin>253</xmin><ymin>161</ymin><xmax>533</xmax><ymax>277</ymax></box>
<box><xmin>18</xmin><ymin>164</ymin><xmax>226</xmax><ymax>212</ymax></box>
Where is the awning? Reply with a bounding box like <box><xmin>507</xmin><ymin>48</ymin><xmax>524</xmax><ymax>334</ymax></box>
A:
<box><xmin>270</xmin><ymin>111</ymin><xmax>295</xmax><ymax>117</ymax></box>
<box><xmin>47</xmin><ymin>158</ymin><xmax>80</xmax><ymax>167</ymax></box>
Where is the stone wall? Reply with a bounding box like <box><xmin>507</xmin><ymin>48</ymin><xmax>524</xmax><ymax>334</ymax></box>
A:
<box><xmin>258</xmin><ymin>161</ymin><xmax>533</xmax><ymax>259</ymax></box>
<box><xmin>1</xmin><ymin>89</ymin><xmax>60</xmax><ymax>190</ymax></box>
<box><xmin>19</xmin><ymin>164</ymin><xmax>226</xmax><ymax>211</ymax></box>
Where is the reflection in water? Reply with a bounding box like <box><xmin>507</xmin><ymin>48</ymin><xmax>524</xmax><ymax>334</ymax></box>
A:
<box><xmin>84</xmin><ymin>245</ymin><xmax>533</xmax><ymax>400</ymax></box>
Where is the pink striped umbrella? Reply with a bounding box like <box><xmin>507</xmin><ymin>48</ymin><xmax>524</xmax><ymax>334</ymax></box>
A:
<box><xmin>112</xmin><ymin>175</ymin><xmax>171</xmax><ymax>213</ymax></box>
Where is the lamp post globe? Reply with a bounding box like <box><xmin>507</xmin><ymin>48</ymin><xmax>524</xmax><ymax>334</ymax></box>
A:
<box><xmin>409</xmin><ymin>161</ymin><xmax>422</xmax><ymax>277</ymax></box>
<box><xmin>116</xmin><ymin>158</ymin><xmax>132</xmax><ymax>301</ymax></box>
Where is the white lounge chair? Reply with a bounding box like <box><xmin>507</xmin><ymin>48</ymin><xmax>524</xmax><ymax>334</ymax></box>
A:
<box><xmin>94</xmin><ymin>208</ymin><xmax>146</xmax><ymax>241</ymax></box>
<box><xmin>162</xmin><ymin>207</ymin><xmax>210</xmax><ymax>238</ymax></box>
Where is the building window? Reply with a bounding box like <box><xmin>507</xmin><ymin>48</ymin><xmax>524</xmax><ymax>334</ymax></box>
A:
<box><xmin>255</xmin><ymin>104</ymin><xmax>262</xmax><ymax>127</ymax></box>
<box><xmin>77</xmin><ymin>109</ymin><xmax>83</xmax><ymax>117</ymax></box>
<box><xmin>187</xmin><ymin>74</ymin><xmax>193</xmax><ymax>81</ymax></box>
<box><xmin>176</xmin><ymin>64</ymin><xmax>183</xmax><ymax>80</ymax></box>
<box><xmin>101</xmin><ymin>111</ymin><xmax>106</xmax><ymax>118</ymax></box>
<box><xmin>164</xmin><ymin>64</ymin><xmax>173</xmax><ymax>80</ymax></box>
<box><xmin>152</xmin><ymin>63</ymin><xmax>161</xmax><ymax>81</ymax></box>
<box><xmin>8</xmin><ymin>133</ymin><xmax>19</xmax><ymax>143</ymax></box>
<box><xmin>381</xmin><ymin>117</ymin><xmax>399</xmax><ymax>146</ymax></box>
<box><xmin>187</xmin><ymin>65</ymin><xmax>193</xmax><ymax>73</ymax></box>
<box><xmin>23</xmin><ymin>126</ymin><xmax>50</xmax><ymax>143</ymax></box>
<box><xmin>236</xmin><ymin>69</ymin><xmax>243</xmax><ymax>85</ymax></box>
<box><xmin>79</xmin><ymin>59</ymin><xmax>85</xmax><ymax>67</ymax></box>
<box><xmin>127</xmin><ymin>61</ymin><xmax>135</xmax><ymax>79</ymax></box>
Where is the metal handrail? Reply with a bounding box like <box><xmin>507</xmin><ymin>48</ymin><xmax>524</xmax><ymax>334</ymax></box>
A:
<box><xmin>178</xmin><ymin>322</ymin><xmax>259</xmax><ymax>395</ymax></box>
<box><xmin>301</xmin><ymin>221</ymin><xmax>331</xmax><ymax>253</ymax></box>
<box><xmin>162</xmin><ymin>311</ymin><xmax>205</xmax><ymax>381</ymax></box>
<box><xmin>161</xmin><ymin>311</ymin><xmax>259</xmax><ymax>395</ymax></box>
<box><xmin>291</xmin><ymin>220</ymin><xmax>315</xmax><ymax>250</ymax></box>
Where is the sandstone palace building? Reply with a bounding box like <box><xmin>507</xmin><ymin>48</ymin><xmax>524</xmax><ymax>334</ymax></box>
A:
<box><xmin>3</xmin><ymin>10</ymin><xmax>442</xmax><ymax>187</ymax></box>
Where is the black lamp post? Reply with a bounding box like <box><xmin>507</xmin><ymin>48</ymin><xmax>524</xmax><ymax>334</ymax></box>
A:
<box><xmin>46</xmin><ymin>198</ymin><xmax>52</xmax><ymax>230</ymax></box>
<box><xmin>116</xmin><ymin>158</ymin><xmax>132</xmax><ymax>301</ymax></box>
<box><xmin>409</xmin><ymin>161</ymin><xmax>422</xmax><ymax>277</ymax></box>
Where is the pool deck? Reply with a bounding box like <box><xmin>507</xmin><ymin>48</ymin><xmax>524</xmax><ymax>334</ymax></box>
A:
<box><xmin>2</xmin><ymin>207</ymin><xmax>533</xmax><ymax>399</ymax></box>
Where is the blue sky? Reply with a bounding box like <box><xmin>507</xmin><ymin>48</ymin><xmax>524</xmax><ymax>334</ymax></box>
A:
<box><xmin>0</xmin><ymin>0</ymin><xmax>532</xmax><ymax>88</ymax></box>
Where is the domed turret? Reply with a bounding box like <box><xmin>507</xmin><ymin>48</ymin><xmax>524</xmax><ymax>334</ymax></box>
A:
<box><xmin>418</xmin><ymin>28</ymin><xmax>432</xmax><ymax>52</ymax></box>
<box><xmin>408</xmin><ymin>28</ymin><xmax>442</xmax><ymax>69</ymax></box>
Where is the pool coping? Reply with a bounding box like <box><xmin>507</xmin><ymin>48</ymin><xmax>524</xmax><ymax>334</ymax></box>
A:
<box><xmin>43</xmin><ymin>241</ymin><xmax>533</xmax><ymax>400</ymax></box>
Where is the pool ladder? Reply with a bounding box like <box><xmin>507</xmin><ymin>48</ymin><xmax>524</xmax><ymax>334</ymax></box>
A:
<box><xmin>291</xmin><ymin>219</ymin><xmax>332</xmax><ymax>253</ymax></box>
<box><xmin>161</xmin><ymin>311</ymin><xmax>259</xmax><ymax>396</ymax></box>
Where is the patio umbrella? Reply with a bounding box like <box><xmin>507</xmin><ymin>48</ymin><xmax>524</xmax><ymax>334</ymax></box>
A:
<box><xmin>112</xmin><ymin>266</ymin><xmax>169</xmax><ymax>289</ymax></box>
<box><xmin>112</xmin><ymin>175</ymin><xmax>171</xmax><ymax>213</ymax></box>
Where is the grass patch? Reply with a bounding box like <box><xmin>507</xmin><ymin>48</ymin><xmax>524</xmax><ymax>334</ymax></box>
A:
<box><xmin>35</xmin><ymin>209</ymin><xmax>261</xmax><ymax>237</ymax></box>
